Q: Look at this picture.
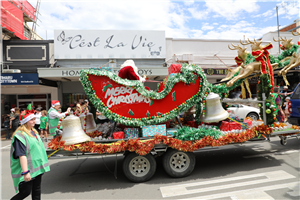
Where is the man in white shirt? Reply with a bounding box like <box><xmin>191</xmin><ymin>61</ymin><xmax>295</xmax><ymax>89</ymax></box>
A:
<box><xmin>47</xmin><ymin>100</ymin><xmax>71</xmax><ymax>138</ymax></box>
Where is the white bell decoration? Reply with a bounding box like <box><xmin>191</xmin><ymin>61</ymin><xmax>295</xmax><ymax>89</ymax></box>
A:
<box><xmin>61</xmin><ymin>114</ymin><xmax>91</xmax><ymax>145</ymax></box>
<box><xmin>79</xmin><ymin>113</ymin><xmax>97</xmax><ymax>133</ymax></box>
<box><xmin>200</xmin><ymin>92</ymin><xmax>229</xmax><ymax>123</ymax></box>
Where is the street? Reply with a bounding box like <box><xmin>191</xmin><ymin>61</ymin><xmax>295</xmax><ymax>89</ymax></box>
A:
<box><xmin>1</xmin><ymin>136</ymin><xmax>299</xmax><ymax>200</ymax></box>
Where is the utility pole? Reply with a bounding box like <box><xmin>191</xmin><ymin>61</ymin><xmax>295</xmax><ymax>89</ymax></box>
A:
<box><xmin>276</xmin><ymin>6</ymin><xmax>280</xmax><ymax>54</ymax></box>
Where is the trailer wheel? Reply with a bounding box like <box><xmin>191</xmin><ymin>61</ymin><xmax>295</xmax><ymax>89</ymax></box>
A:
<box><xmin>123</xmin><ymin>152</ymin><xmax>156</xmax><ymax>182</ymax></box>
<box><xmin>162</xmin><ymin>149</ymin><xmax>195</xmax><ymax>178</ymax></box>
<box><xmin>280</xmin><ymin>136</ymin><xmax>287</xmax><ymax>146</ymax></box>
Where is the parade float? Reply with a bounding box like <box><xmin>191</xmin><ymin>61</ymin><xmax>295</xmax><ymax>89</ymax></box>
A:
<box><xmin>47</xmin><ymin>31</ymin><xmax>300</xmax><ymax>182</ymax></box>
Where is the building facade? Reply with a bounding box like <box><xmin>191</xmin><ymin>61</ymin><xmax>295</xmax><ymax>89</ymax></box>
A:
<box><xmin>1</xmin><ymin>40</ymin><xmax>57</xmax><ymax>117</ymax></box>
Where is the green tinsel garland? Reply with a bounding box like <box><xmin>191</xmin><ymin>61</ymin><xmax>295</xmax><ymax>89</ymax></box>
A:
<box><xmin>277</xmin><ymin>44</ymin><xmax>299</xmax><ymax>61</ymax></box>
<box><xmin>257</xmin><ymin>74</ymin><xmax>275</xmax><ymax>125</ymax></box>
<box><xmin>244</xmin><ymin>53</ymin><xmax>256</xmax><ymax>65</ymax></box>
<box><xmin>80</xmin><ymin>64</ymin><xmax>226</xmax><ymax>126</ymax></box>
<box><xmin>173</xmin><ymin>126</ymin><xmax>222</xmax><ymax>141</ymax></box>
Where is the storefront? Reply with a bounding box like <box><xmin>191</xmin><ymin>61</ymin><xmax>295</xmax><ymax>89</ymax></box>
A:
<box><xmin>1</xmin><ymin>40</ymin><xmax>57</xmax><ymax>117</ymax></box>
<box><xmin>1</xmin><ymin>73</ymin><xmax>58</xmax><ymax>120</ymax></box>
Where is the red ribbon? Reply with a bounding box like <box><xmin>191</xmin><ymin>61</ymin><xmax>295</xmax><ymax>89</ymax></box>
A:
<box><xmin>234</xmin><ymin>56</ymin><xmax>243</xmax><ymax>66</ymax></box>
<box><xmin>252</xmin><ymin>43</ymin><xmax>274</xmax><ymax>91</ymax></box>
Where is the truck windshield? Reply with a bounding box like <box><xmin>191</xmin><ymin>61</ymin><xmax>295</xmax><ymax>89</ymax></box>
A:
<box><xmin>291</xmin><ymin>84</ymin><xmax>300</xmax><ymax>99</ymax></box>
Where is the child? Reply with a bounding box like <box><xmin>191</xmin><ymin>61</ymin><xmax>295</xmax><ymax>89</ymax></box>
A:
<box><xmin>40</xmin><ymin>110</ymin><xmax>49</xmax><ymax>142</ymax></box>
<box><xmin>9</xmin><ymin>108</ymin><xmax>15</xmax><ymax>129</ymax></box>
<box><xmin>283</xmin><ymin>97</ymin><xmax>291</xmax><ymax>121</ymax></box>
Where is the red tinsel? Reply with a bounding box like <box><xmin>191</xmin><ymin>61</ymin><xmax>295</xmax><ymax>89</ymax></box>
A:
<box><xmin>48</xmin><ymin>124</ymin><xmax>277</xmax><ymax>156</ymax></box>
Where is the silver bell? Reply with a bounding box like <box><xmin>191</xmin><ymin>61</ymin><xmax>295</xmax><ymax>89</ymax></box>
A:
<box><xmin>200</xmin><ymin>92</ymin><xmax>229</xmax><ymax>122</ymax></box>
<box><xmin>79</xmin><ymin>113</ymin><xmax>97</xmax><ymax>133</ymax></box>
<box><xmin>61</xmin><ymin>115</ymin><xmax>91</xmax><ymax>145</ymax></box>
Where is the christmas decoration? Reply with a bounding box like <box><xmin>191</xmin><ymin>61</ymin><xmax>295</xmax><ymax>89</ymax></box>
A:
<box><xmin>48</xmin><ymin>124</ymin><xmax>278</xmax><ymax>156</ymax></box>
<box><xmin>80</xmin><ymin>63</ymin><xmax>229</xmax><ymax>127</ymax></box>
<box><xmin>142</xmin><ymin>124</ymin><xmax>166</xmax><ymax>137</ymax></box>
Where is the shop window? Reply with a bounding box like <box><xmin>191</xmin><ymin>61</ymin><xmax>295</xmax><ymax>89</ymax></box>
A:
<box><xmin>63</xmin><ymin>93</ymin><xmax>89</xmax><ymax>108</ymax></box>
<box><xmin>18</xmin><ymin>94</ymin><xmax>47</xmax><ymax>99</ymax></box>
<box><xmin>1</xmin><ymin>95</ymin><xmax>17</xmax><ymax>125</ymax></box>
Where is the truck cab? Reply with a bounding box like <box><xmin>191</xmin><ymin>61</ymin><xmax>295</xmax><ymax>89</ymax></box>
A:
<box><xmin>288</xmin><ymin>82</ymin><xmax>300</xmax><ymax>125</ymax></box>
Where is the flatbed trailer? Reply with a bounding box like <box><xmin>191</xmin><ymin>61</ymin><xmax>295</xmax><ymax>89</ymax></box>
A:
<box><xmin>46</xmin><ymin>129</ymin><xmax>300</xmax><ymax>182</ymax></box>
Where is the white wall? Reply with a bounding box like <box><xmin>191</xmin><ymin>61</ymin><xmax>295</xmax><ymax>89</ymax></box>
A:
<box><xmin>262</xmin><ymin>31</ymin><xmax>300</xmax><ymax>56</ymax></box>
<box><xmin>166</xmin><ymin>32</ymin><xmax>300</xmax><ymax>67</ymax></box>
<box><xmin>166</xmin><ymin>38</ymin><xmax>273</xmax><ymax>67</ymax></box>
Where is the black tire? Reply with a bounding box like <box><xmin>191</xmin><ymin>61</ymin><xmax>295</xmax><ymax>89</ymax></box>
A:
<box><xmin>280</xmin><ymin>136</ymin><xmax>287</xmax><ymax>146</ymax></box>
<box><xmin>162</xmin><ymin>148</ymin><xmax>195</xmax><ymax>178</ymax></box>
<box><xmin>247</xmin><ymin>112</ymin><xmax>259</xmax><ymax>121</ymax></box>
<box><xmin>122</xmin><ymin>152</ymin><xmax>156</xmax><ymax>182</ymax></box>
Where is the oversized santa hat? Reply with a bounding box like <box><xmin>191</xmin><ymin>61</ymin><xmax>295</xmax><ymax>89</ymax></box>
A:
<box><xmin>51</xmin><ymin>100</ymin><xmax>60</xmax><ymax>107</ymax></box>
<box><xmin>20</xmin><ymin>104</ymin><xmax>35</xmax><ymax>125</ymax></box>
<box><xmin>119</xmin><ymin>60</ymin><xmax>145</xmax><ymax>82</ymax></box>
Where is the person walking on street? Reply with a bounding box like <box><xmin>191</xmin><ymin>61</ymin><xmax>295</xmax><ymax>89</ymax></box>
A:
<box><xmin>4</xmin><ymin>116</ymin><xmax>10</xmax><ymax>140</ymax></box>
<box><xmin>273</xmin><ymin>86</ymin><xmax>285</xmax><ymax>122</ymax></box>
<box><xmin>40</xmin><ymin>110</ymin><xmax>49</xmax><ymax>142</ymax></box>
<box><xmin>10</xmin><ymin>104</ymin><xmax>50</xmax><ymax>200</ymax></box>
<box><xmin>10</xmin><ymin>108</ymin><xmax>15</xmax><ymax>129</ymax></box>
<box><xmin>11</xmin><ymin>108</ymin><xmax>20</xmax><ymax>133</ymax></box>
<box><xmin>280</xmin><ymin>85</ymin><xmax>293</xmax><ymax>104</ymax></box>
<box><xmin>47</xmin><ymin>100</ymin><xmax>71</xmax><ymax>138</ymax></box>
<box><xmin>34</xmin><ymin>108</ymin><xmax>42</xmax><ymax>136</ymax></box>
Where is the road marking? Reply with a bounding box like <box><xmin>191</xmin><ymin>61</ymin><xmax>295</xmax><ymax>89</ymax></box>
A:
<box><xmin>1</xmin><ymin>144</ymin><xmax>11</xmax><ymax>149</ymax></box>
<box><xmin>244</xmin><ymin>149</ymin><xmax>300</xmax><ymax>158</ymax></box>
<box><xmin>160</xmin><ymin>170</ymin><xmax>295</xmax><ymax>198</ymax></box>
<box><xmin>180</xmin><ymin>182</ymin><xmax>299</xmax><ymax>200</ymax></box>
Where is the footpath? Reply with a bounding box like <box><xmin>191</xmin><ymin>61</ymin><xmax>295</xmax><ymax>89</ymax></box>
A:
<box><xmin>0</xmin><ymin>130</ymin><xmax>13</xmax><ymax>141</ymax></box>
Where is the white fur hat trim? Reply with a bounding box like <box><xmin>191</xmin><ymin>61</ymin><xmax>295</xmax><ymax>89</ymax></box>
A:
<box><xmin>20</xmin><ymin>114</ymin><xmax>35</xmax><ymax>125</ymax></box>
<box><xmin>121</xmin><ymin>60</ymin><xmax>138</xmax><ymax>72</ymax></box>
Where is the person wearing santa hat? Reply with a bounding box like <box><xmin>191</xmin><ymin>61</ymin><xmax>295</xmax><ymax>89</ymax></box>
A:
<box><xmin>47</xmin><ymin>100</ymin><xmax>71</xmax><ymax>138</ymax></box>
<box><xmin>10</xmin><ymin>104</ymin><xmax>50</xmax><ymax>200</ymax></box>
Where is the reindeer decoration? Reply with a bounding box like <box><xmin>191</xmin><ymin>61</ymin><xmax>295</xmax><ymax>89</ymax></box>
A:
<box><xmin>274</xmin><ymin>30</ymin><xmax>300</xmax><ymax>86</ymax></box>
<box><xmin>227</xmin><ymin>38</ymin><xmax>278</xmax><ymax>91</ymax></box>
<box><xmin>222</xmin><ymin>43</ymin><xmax>252</xmax><ymax>98</ymax></box>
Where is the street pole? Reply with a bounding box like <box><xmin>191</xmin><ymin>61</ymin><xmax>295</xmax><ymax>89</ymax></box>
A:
<box><xmin>0</xmin><ymin>24</ymin><xmax>3</xmax><ymax>73</ymax></box>
<box><xmin>276</xmin><ymin>6</ymin><xmax>281</xmax><ymax>54</ymax></box>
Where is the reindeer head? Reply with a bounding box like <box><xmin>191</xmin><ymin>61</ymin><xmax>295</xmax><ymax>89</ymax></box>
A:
<box><xmin>228</xmin><ymin>43</ymin><xmax>249</xmax><ymax>61</ymax></box>
<box><xmin>240</xmin><ymin>38</ymin><xmax>263</xmax><ymax>51</ymax></box>
<box><xmin>273</xmin><ymin>36</ymin><xmax>294</xmax><ymax>50</ymax></box>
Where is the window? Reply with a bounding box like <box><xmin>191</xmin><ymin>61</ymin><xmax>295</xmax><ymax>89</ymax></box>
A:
<box><xmin>291</xmin><ymin>84</ymin><xmax>300</xmax><ymax>99</ymax></box>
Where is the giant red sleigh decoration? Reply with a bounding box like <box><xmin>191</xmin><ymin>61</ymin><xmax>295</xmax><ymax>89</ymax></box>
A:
<box><xmin>80</xmin><ymin>64</ymin><xmax>220</xmax><ymax>127</ymax></box>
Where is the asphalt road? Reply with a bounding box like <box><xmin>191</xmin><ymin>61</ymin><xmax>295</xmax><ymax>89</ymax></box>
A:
<box><xmin>1</xmin><ymin>136</ymin><xmax>299</xmax><ymax>200</ymax></box>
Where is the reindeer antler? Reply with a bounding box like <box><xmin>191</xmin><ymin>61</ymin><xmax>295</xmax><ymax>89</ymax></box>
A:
<box><xmin>228</xmin><ymin>43</ymin><xmax>242</xmax><ymax>50</ymax></box>
<box><xmin>240</xmin><ymin>39</ymin><xmax>251</xmax><ymax>45</ymax></box>
<box><xmin>273</xmin><ymin>37</ymin><xmax>284</xmax><ymax>42</ymax></box>
<box><xmin>292</xmin><ymin>30</ymin><xmax>300</xmax><ymax>36</ymax></box>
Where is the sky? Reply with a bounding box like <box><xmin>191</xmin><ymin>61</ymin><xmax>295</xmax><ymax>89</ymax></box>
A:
<box><xmin>27</xmin><ymin>0</ymin><xmax>300</xmax><ymax>40</ymax></box>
